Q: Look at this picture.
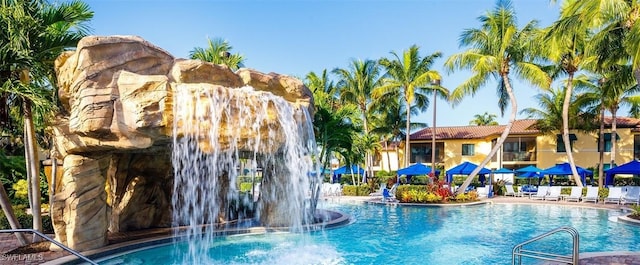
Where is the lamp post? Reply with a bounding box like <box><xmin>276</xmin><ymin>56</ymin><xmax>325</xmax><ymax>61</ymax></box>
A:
<box><xmin>431</xmin><ymin>79</ymin><xmax>440</xmax><ymax>179</ymax></box>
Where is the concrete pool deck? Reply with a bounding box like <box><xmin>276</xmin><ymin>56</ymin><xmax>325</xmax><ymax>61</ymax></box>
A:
<box><xmin>1</xmin><ymin>195</ymin><xmax>639</xmax><ymax>264</ymax></box>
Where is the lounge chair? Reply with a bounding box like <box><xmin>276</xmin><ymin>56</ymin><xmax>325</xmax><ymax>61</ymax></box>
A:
<box><xmin>604</xmin><ymin>187</ymin><xmax>623</xmax><ymax>204</ymax></box>
<box><xmin>504</xmin><ymin>184</ymin><xmax>517</xmax><ymax>197</ymax></box>
<box><xmin>545</xmin><ymin>186</ymin><xmax>562</xmax><ymax>201</ymax></box>
<box><xmin>582</xmin><ymin>186</ymin><xmax>599</xmax><ymax>203</ymax></box>
<box><xmin>520</xmin><ymin>185</ymin><xmax>537</xmax><ymax>197</ymax></box>
<box><xmin>382</xmin><ymin>183</ymin><xmax>399</xmax><ymax>202</ymax></box>
<box><xmin>565</xmin><ymin>186</ymin><xmax>583</xmax><ymax>202</ymax></box>
<box><xmin>622</xmin><ymin>186</ymin><xmax>640</xmax><ymax>205</ymax></box>
<box><xmin>369</xmin><ymin>183</ymin><xmax>386</xmax><ymax>196</ymax></box>
<box><xmin>530</xmin><ymin>186</ymin><xmax>549</xmax><ymax>200</ymax></box>
<box><xmin>330</xmin><ymin>183</ymin><xmax>342</xmax><ymax>196</ymax></box>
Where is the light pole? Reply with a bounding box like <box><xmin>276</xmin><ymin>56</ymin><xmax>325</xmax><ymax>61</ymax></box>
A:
<box><xmin>431</xmin><ymin>79</ymin><xmax>440</xmax><ymax>179</ymax></box>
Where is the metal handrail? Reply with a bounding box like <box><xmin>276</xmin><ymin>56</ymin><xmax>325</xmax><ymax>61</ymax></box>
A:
<box><xmin>512</xmin><ymin>226</ymin><xmax>579</xmax><ymax>265</ymax></box>
<box><xmin>0</xmin><ymin>228</ymin><xmax>97</xmax><ymax>265</ymax></box>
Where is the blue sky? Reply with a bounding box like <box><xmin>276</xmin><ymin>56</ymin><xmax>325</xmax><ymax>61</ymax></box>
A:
<box><xmin>83</xmin><ymin>0</ymin><xmax>561</xmax><ymax>127</ymax></box>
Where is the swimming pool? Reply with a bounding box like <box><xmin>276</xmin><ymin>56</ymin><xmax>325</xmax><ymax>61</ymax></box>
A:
<box><xmin>97</xmin><ymin>203</ymin><xmax>640</xmax><ymax>264</ymax></box>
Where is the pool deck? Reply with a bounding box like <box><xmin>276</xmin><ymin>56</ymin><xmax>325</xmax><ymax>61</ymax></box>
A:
<box><xmin>1</xmin><ymin>195</ymin><xmax>639</xmax><ymax>264</ymax></box>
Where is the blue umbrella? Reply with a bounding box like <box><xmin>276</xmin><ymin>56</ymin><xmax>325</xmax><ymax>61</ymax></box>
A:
<box><xmin>445</xmin><ymin>161</ymin><xmax>491</xmax><ymax>183</ymax></box>
<box><xmin>515</xmin><ymin>165</ymin><xmax>543</xmax><ymax>174</ymax></box>
<box><xmin>494</xmin><ymin>167</ymin><xmax>514</xmax><ymax>174</ymax></box>
<box><xmin>397</xmin><ymin>163</ymin><xmax>440</xmax><ymax>176</ymax></box>
<box><xmin>605</xmin><ymin>160</ymin><xmax>640</xmax><ymax>185</ymax></box>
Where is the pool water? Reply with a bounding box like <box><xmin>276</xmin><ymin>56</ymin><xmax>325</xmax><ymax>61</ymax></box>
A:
<box><xmin>98</xmin><ymin>203</ymin><xmax>640</xmax><ymax>265</ymax></box>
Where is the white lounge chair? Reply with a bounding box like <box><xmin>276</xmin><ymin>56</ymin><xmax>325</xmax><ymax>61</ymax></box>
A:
<box><xmin>545</xmin><ymin>186</ymin><xmax>562</xmax><ymax>201</ymax></box>
<box><xmin>565</xmin><ymin>186</ymin><xmax>583</xmax><ymax>202</ymax></box>
<box><xmin>530</xmin><ymin>186</ymin><xmax>549</xmax><ymax>200</ymax></box>
<box><xmin>330</xmin><ymin>183</ymin><xmax>342</xmax><ymax>196</ymax></box>
<box><xmin>504</xmin><ymin>184</ymin><xmax>517</xmax><ymax>197</ymax></box>
<box><xmin>369</xmin><ymin>183</ymin><xmax>386</xmax><ymax>196</ymax></box>
<box><xmin>622</xmin><ymin>186</ymin><xmax>640</xmax><ymax>205</ymax></box>
<box><xmin>582</xmin><ymin>186</ymin><xmax>599</xmax><ymax>203</ymax></box>
<box><xmin>604</xmin><ymin>187</ymin><xmax>623</xmax><ymax>204</ymax></box>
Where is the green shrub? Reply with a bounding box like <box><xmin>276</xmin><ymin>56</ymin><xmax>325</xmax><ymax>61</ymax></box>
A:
<box><xmin>341</xmin><ymin>185</ymin><xmax>370</xmax><ymax>196</ymax></box>
<box><xmin>425</xmin><ymin>193</ymin><xmax>442</xmax><ymax>202</ymax></box>
<box><xmin>455</xmin><ymin>193</ymin><xmax>469</xmax><ymax>202</ymax></box>
<box><xmin>0</xmin><ymin>205</ymin><xmax>54</xmax><ymax>233</ymax></box>
<box><xmin>239</xmin><ymin>182</ymin><xmax>253</xmax><ymax>192</ymax></box>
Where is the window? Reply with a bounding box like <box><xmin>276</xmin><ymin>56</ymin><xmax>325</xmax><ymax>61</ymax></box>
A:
<box><xmin>462</xmin><ymin>144</ymin><xmax>475</xmax><ymax>156</ymax></box>
<box><xmin>598</xmin><ymin>133</ymin><xmax>620</xmax><ymax>152</ymax></box>
<box><xmin>410</xmin><ymin>143</ymin><xmax>444</xmax><ymax>163</ymax></box>
<box><xmin>556</xmin><ymin>134</ymin><xmax>577</xmax><ymax>153</ymax></box>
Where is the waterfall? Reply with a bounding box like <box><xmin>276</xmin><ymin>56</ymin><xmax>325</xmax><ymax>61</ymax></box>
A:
<box><xmin>171</xmin><ymin>84</ymin><xmax>318</xmax><ymax>264</ymax></box>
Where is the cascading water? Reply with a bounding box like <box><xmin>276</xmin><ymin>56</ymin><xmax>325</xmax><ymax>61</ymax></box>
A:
<box><xmin>171</xmin><ymin>84</ymin><xmax>318</xmax><ymax>264</ymax></box>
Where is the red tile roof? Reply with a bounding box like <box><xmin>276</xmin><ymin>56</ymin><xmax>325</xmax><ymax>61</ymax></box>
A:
<box><xmin>410</xmin><ymin>117</ymin><xmax>640</xmax><ymax>140</ymax></box>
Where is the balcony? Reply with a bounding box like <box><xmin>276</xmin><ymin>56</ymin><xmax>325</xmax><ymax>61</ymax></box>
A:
<box><xmin>503</xmin><ymin>151</ymin><xmax>536</xmax><ymax>162</ymax></box>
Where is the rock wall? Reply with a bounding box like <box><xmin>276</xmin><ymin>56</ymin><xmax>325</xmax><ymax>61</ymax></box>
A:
<box><xmin>51</xmin><ymin>35</ymin><xmax>313</xmax><ymax>251</ymax></box>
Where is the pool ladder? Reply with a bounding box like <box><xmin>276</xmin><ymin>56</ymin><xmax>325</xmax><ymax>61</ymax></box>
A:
<box><xmin>0</xmin><ymin>228</ymin><xmax>97</xmax><ymax>265</ymax></box>
<box><xmin>512</xmin><ymin>226</ymin><xmax>579</xmax><ymax>265</ymax></box>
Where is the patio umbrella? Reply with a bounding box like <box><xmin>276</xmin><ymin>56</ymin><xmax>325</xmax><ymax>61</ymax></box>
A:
<box><xmin>397</xmin><ymin>163</ymin><xmax>440</xmax><ymax>183</ymax></box>
<box><xmin>540</xmin><ymin>163</ymin><xmax>592</xmax><ymax>185</ymax></box>
<box><xmin>445</xmin><ymin>161</ymin><xmax>491</xmax><ymax>183</ymax></box>
<box><xmin>493</xmin><ymin>167</ymin><xmax>514</xmax><ymax>184</ymax></box>
<box><xmin>397</xmin><ymin>163</ymin><xmax>440</xmax><ymax>176</ymax></box>
<box><xmin>515</xmin><ymin>171</ymin><xmax>542</xmax><ymax>185</ymax></box>
<box><xmin>515</xmin><ymin>165</ymin><xmax>543</xmax><ymax>174</ymax></box>
<box><xmin>605</xmin><ymin>160</ymin><xmax>640</xmax><ymax>186</ymax></box>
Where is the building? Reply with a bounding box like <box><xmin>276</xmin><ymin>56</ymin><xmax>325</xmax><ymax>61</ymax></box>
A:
<box><xmin>374</xmin><ymin>117</ymin><xmax>640</xmax><ymax>173</ymax></box>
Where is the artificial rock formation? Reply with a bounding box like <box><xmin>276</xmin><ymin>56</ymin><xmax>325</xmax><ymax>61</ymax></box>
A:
<box><xmin>50</xmin><ymin>35</ymin><xmax>313</xmax><ymax>251</ymax></box>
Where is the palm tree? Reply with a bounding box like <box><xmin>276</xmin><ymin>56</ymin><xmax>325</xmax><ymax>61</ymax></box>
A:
<box><xmin>445</xmin><ymin>0</ymin><xmax>550</xmax><ymax>193</ymax></box>
<box><xmin>557</xmin><ymin>0</ymin><xmax>640</xmax><ymax>86</ymax></box>
<box><xmin>544</xmin><ymin>1</ymin><xmax>598</xmax><ymax>186</ymax></box>
<box><xmin>582</xmin><ymin>66</ymin><xmax>640</xmax><ymax>172</ymax></box>
<box><xmin>333</xmin><ymin>59</ymin><xmax>383</xmax><ymax>179</ymax></box>
<box><xmin>189</xmin><ymin>37</ymin><xmax>245</xmax><ymax>70</ymax></box>
<box><xmin>520</xmin><ymin>86</ymin><xmax>596</xmax><ymax>134</ymax></box>
<box><xmin>0</xmin><ymin>0</ymin><xmax>93</xmax><ymax>234</ymax></box>
<box><xmin>305</xmin><ymin>69</ymin><xmax>338</xmax><ymax>112</ymax></box>
<box><xmin>444</xmin><ymin>0</ymin><xmax>549</xmax><ymax>194</ymax></box>
<box><xmin>469</xmin><ymin>112</ymin><xmax>499</xmax><ymax>126</ymax></box>
<box><xmin>311</xmin><ymin>105</ymin><xmax>356</xmax><ymax>212</ymax></box>
<box><xmin>376</xmin><ymin>45</ymin><xmax>442</xmax><ymax>168</ymax></box>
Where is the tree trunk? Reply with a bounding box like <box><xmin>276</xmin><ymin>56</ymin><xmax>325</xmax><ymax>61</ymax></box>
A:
<box><xmin>384</xmin><ymin>139</ymin><xmax>391</xmax><ymax>172</ymax></box>
<box><xmin>456</xmin><ymin>74</ymin><xmax>517</xmax><ymax>195</ymax></box>
<box><xmin>23</xmin><ymin>100</ymin><xmax>43</xmax><ymax>237</ymax></box>
<box><xmin>611</xmin><ymin>106</ymin><xmax>619</xmax><ymax>172</ymax></box>
<box><xmin>0</xmin><ymin>180</ymin><xmax>28</xmax><ymax>246</ymax></box>
<box><xmin>361</xmin><ymin>104</ymin><xmax>371</xmax><ymax>183</ymax></box>
<box><xmin>562</xmin><ymin>74</ymin><xmax>583</xmax><ymax>187</ymax></box>
<box><xmin>405</xmin><ymin>95</ymin><xmax>411</xmax><ymax>168</ymax></box>
<box><xmin>598</xmin><ymin>105</ymin><xmax>605</xmax><ymax>188</ymax></box>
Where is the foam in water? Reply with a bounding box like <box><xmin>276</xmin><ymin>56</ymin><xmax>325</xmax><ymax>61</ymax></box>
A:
<box><xmin>171</xmin><ymin>85</ymin><xmax>318</xmax><ymax>264</ymax></box>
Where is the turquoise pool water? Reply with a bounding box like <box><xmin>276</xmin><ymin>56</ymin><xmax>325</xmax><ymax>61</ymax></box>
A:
<box><xmin>98</xmin><ymin>203</ymin><xmax>640</xmax><ymax>264</ymax></box>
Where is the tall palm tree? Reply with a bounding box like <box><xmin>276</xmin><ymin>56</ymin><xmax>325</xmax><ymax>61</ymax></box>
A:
<box><xmin>590</xmin><ymin>66</ymin><xmax>640</xmax><ymax>169</ymax></box>
<box><xmin>520</xmin><ymin>86</ymin><xmax>596</xmax><ymax>134</ymax></box>
<box><xmin>306</xmin><ymin>69</ymin><xmax>338</xmax><ymax>112</ymax></box>
<box><xmin>376</xmin><ymin>45</ymin><xmax>442</xmax><ymax>168</ymax></box>
<box><xmin>0</xmin><ymin>0</ymin><xmax>93</xmax><ymax>233</ymax></box>
<box><xmin>189</xmin><ymin>37</ymin><xmax>245</xmax><ymax>71</ymax></box>
<box><xmin>369</xmin><ymin>96</ymin><xmax>427</xmax><ymax>172</ymax></box>
<box><xmin>469</xmin><ymin>112</ymin><xmax>499</xmax><ymax>126</ymax></box>
<box><xmin>544</xmin><ymin>0</ymin><xmax>601</xmax><ymax>187</ymax></box>
<box><xmin>558</xmin><ymin>0</ymin><xmax>640</xmax><ymax>86</ymax></box>
<box><xmin>444</xmin><ymin>0</ymin><xmax>549</xmax><ymax>194</ymax></box>
<box><xmin>333</xmin><ymin>59</ymin><xmax>383</xmax><ymax>179</ymax></box>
